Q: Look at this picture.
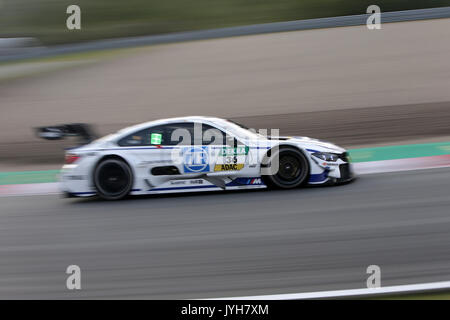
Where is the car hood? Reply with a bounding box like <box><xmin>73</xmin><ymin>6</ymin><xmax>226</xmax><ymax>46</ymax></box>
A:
<box><xmin>278</xmin><ymin>136</ymin><xmax>346</xmax><ymax>153</ymax></box>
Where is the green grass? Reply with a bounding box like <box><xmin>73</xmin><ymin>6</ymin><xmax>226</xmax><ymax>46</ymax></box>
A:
<box><xmin>348</xmin><ymin>142</ymin><xmax>450</xmax><ymax>162</ymax></box>
<box><xmin>0</xmin><ymin>170</ymin><xmax>60</xmax><ymax>185</ymax></box>
<box><xmin>1</xmin><ymin>0</ymin><xmax>449</xmax><ymax>45</ymax></box>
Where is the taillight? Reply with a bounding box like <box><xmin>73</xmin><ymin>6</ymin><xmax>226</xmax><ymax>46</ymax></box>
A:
<box><xmin>65</xmin><ymin>153</ymin><xmax>81</xmax><ymax>164</ymax></box>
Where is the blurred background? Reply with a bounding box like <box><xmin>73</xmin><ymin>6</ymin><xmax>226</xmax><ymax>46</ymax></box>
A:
<box><xmin>0</xmin><ymin>0</ymin><xmax>448</xmax><ymax>44</ymax></box>
<box><xmin>1</xmin><ymin>0</ymin><xmax>450</xmax><ymax>299</ymax></box>
<box><xmin>1</xmin><ymin>1</ymin><xmax>450</xmax><ymax>170</ymax></box>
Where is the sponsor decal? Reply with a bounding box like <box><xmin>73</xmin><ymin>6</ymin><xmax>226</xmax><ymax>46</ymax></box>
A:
<box><xmin>138</xmin><ymin>159</ymin><xmax>172</xmax><ymax>167</ymax></box>
<box><xmin>224</xmin><ymin>156</ymin><xmax>238</xmax><ymax>164</ymax></box>
<box><xmin>183</xmin><ymin>146</ymin><xmax>210</xmax><ymax>173</ymax></box>
<box><xmin>170</xmin><ymin>179</ymin><xmax>204</xmax><ymax>186</ymax></box>
<box><xmin>150</xmin><ymin>133</ymin><xmax>162</xmax><ymax>145</ymax></box>
<box><xmin>214</xmin><ymin>163</ymin><xmax>244</xmax><ymax>171</ymax></box>
<box><xmin>170</xmin><ymin>180</ymin><xmax>186</xmax><ymax>185</ymax></box>
<box><xmin>220</xmin><ymin>146</ymin><xmax>249</xmax><ymax>156</ymax></box>
<box><xmin>248</xmin><ymin>178</ymin><xmax>263</xmax><ymax>185</ymax></box>
<box><xmin>228</xmin><ymin>177</ymin><xmax>266</xmax><ymax>186</ymax></box>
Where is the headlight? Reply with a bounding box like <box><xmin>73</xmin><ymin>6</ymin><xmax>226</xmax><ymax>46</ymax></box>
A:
<box><xmin>312</xmin><ymin>152</ymin><xmax>340</xmax><ymax>162</ymax></box>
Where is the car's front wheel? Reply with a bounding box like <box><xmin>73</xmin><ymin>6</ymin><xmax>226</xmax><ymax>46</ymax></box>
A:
<box><xmin>94</xmin><ymin>158</ymin><xmax>133</xmax><ymax>200</ymax></box>
<box><xmin>262</xmin><ymin>147</ymin><xmax>310</xmax><ymax>189</ymax></box>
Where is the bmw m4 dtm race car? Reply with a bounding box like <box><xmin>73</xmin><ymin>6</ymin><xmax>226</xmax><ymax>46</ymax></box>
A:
<box><xmin>37</xmin><ymin>116</ymin><xmax>354</xmax><ymax>200</ymax></box>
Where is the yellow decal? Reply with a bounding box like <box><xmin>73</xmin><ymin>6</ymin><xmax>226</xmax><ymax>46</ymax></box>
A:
<box><xmin>214</xmin><ymin>164</ymin><xmax>244</xmax><ymax>171</ymax></box>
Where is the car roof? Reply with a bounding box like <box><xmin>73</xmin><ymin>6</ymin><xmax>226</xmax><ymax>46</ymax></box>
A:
<box><xmin>116</xmin><ymin>116</ymin><xmax>226</xmax><ymax>136</ymax></box>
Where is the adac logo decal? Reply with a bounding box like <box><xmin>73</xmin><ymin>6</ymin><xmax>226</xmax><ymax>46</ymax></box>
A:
<box><xmin>214</xmin><ymin>163</ymin><xmax>244</xmax><ymax>171</ymax></box>
<box><xmin>183</xmin><ymin>146</ymin><xmax>210</xmax><ymax>173</ymax></box>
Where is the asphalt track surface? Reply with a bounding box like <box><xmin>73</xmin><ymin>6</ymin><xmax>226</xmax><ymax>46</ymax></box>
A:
<box><xmin>1</xmin><ymin>167</ymin><xmax>450</xmax><ymax>299</ymax></box>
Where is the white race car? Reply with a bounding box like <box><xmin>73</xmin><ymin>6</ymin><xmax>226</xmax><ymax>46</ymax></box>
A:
<box><xmin>42</xmin><ymin>116</ymin><xmax>354</xmax><ymax>200</ymax></box>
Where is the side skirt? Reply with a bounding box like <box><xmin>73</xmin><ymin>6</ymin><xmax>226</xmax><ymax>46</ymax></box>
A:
<box><xmin>130</xmin><ymin>184</ymin><xmax>267</xmax><ymax>195</ymax></box>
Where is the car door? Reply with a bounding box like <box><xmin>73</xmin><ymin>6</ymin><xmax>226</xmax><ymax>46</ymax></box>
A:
<box><xmin>199</xmin><ymin>122</ymin><xmax>257</xmax><ymax>177</ymax></box>
<box><xmin>163</xmin><ymin>121</ymin><xmax>241</xmax><ymax>178</ymax></box>
<box><xmin>117</xmin><ymin>125</ymin><xmax>176</xmax><ymax>188</ymax></box>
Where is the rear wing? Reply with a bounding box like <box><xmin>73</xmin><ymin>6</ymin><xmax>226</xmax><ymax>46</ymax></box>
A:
<box><xmin>35</xmin><ymin>123</ymin><xmax>97</xmax><ymax>145</ymax></box>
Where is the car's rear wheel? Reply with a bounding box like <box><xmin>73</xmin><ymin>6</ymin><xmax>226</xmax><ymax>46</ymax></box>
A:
<box><xmin>262</xmin><ymin>147</ymin><xmax>310</xmax><ymax>189</ymax></box>
<box><xmin>94</xmin><ymin>158</ymin><xmax>133</xmax><ymax>200</ymax></box>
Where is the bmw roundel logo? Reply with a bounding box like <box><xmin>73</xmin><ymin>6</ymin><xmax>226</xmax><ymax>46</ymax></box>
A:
<box><xmin>183</xmin><ymin>146</ymin><xmax>210</xmax><ymax>173</ymax></box>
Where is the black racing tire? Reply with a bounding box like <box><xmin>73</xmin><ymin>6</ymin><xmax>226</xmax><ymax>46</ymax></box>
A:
<box><xmin>262</xmin><ymin>146</ymin><xmax>310</xmax><ymax>189</ymax></box>
<box><xmin>93</xmin><ymin>158</ymin><xmax>133</xmax><ymax>200</ymax></box>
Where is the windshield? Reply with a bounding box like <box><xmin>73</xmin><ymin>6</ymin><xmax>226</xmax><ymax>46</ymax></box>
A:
<box><xmin>222</xmin><ymin>119</ymin><xmax>265</xmax><ymax>140</ymax></box>
<box><xmin>226</xmin><ymin>119</ymin><xmax>251</xmax><ymax>130</ymax></box>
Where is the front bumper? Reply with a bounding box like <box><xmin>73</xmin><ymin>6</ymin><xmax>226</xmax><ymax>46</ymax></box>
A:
<box><xmin>309</xmin><ymin>151</ymin><xmax>354</xmax><ymax>184</ymax></box>
<box><xmin>336</xmin><ymin>163</ymin><xmax>355</xmax><ymax>184</ymax></box>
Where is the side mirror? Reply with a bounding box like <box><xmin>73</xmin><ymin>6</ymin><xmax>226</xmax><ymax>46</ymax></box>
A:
<box><xmin>225</xmin><ymin>135</ymin><xmax>236</xmax><ymax>147</ymax></box>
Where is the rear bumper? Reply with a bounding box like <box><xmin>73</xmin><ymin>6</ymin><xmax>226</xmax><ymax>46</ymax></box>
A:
<box><xmin>60</xmin><ymin>163</ymin><xmax>96</xmax><ymax>196</ymax></box>
<box><xmin>62</xmin><ymin>191</ymin><xmax>77</xmax><ymax>198</ymax></box>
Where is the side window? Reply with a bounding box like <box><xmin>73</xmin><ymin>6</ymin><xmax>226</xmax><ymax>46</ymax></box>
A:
<box><xmin>200</xmin><ymin>123</ymin><xmax>245</xmax><ymax>147</ymax></box>
<box><xmin>226</xmin><ymin>136</ymin><xmax>243</xmax><ymax>148</ymax></box>
<box><xmin>164</xmin><ymin>123</ymin><xmax>194</xmax><ymax>146</ymax></box>
<box><xmin>118</xmin><ymin>122</ymin><xmax>244</xmax><ymax>147</ymax></box>
<box><xmin>118</xmin><ymin>132</ymin><xmax>144</xmax><ymax>146</ymax></box>
<box><xmin>118</xmin><ymin>124</ymin><xmax>195</xmax><ymax>146</ymax></box>
<box><xmin>200</xmin><ymin>123</ymin><xmax>226</xmax><ymax>145</ymax></box>
<box><xmin>118</xmin><ymin>126</ymin><xmax>165</xmax><ymax>146</ymax></box>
